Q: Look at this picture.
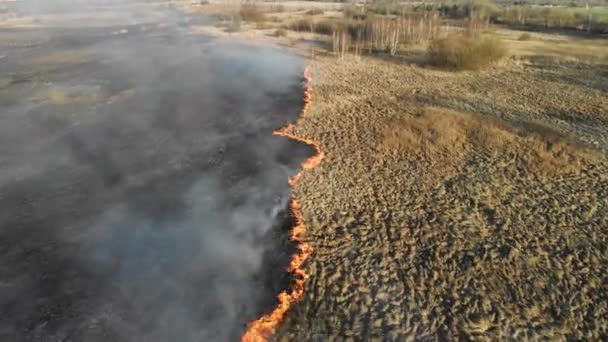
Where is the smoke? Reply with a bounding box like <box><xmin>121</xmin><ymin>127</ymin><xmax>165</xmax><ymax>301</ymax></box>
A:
<box><xmin>0</xmin><ymin>1</ymin><xmax>310</xmax><ymax>340</ymax></box>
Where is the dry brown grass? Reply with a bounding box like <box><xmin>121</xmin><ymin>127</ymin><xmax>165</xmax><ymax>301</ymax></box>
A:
<box><xmin>382</xmin><ymin>107</ymin><xmax>596</xmax><ymax>175</ymax></box>
<box><xmin>507</xmin><ymin>31</ymin><xmax>608</xmax><ymax>63</ymax></box>
<box><xmin>277</xmin><ymin>54</ymin><xmax>608</xmax><ymax>340</ymax></box>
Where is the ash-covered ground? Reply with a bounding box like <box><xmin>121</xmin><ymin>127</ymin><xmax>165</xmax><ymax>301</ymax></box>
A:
<box><xmin>0</xmin><ymin>1</ymin><xmax>311</xmax><ymax>341</ymax></box>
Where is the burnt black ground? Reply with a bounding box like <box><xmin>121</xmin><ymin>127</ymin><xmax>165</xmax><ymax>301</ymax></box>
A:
<box><xmin>0</xmin><ymin>2</ymin><xmax>310</xmax><ymax>341</ymax></box>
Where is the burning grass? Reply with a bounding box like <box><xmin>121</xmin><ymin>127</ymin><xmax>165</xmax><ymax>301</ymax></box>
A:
<box><xmin>243</xmin><ymin>65</ymin><xmax>324</xmax><ymax>341</ymax></box>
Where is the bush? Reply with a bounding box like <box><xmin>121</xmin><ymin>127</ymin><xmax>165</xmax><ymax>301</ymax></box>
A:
<box><xmin>518</xmin><ymin>32</ymin><xmax>532</xmax><ymax>40</ymax></box>
<box><xmin>239</xmin><ymin>4</ymin><xmax>266</xmax><ymax>22</ymax></box>
<box><xmin>288</xmin><ymin>18</ymin><xmax>336</xmax><ymax>35</ymax></box>
<box><xmin>306</xmin><ymin>8</ymin><xmax>324</xmax><ymax>16</ymax></box>
<box><xmin>315</xmin><ymin>19</ymin><xmax>339</xmax><ymax>35</ymax></box>
<box><xmin>343</xmin><ymin>4</ymin><xmax>359</xmax><ymax>17</ymax></box>
<box><xmin>225</xmin><ymin>17</ymin><xmax>242</xmax><ymax>32</ymax></box>
<box><xmin>289</xmin><ymin>18</ymin><xmax>314</xmax><ymax>32</ymax></box>
<box><xmin>288</xmin><ymin>18</ymin><xmax>368</xmax><ymax>37</ymax></box>
<box><xmin>274</xmin><ymin>28</ymin><xmax>288</xmax><ymax>37</ymax></box>
<box><xmin>427</xmin><ymin>34</ymin><xmax>507</xmax><ymax>70</ymax></box>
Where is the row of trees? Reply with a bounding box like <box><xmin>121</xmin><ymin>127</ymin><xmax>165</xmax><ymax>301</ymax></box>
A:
<box><xmin>350</xmin><ymin>0</ymin><xmax>606</xmax><ymax>34</ymax></box>
<box><xmin>329</xmin><ymin>14</ymin><xmax>443</xmax><ymax>60</ymax></box>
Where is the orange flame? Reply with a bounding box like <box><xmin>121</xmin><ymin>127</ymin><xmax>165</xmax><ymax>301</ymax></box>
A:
<box><xmin>242</xmin><ymin>65</ymin><xmax>324</xmax><ymax>342</ymax></box>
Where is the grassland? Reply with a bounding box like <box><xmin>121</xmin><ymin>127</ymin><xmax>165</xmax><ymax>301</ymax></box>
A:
<box><xmin>276</xmin><ymin>52</ymin><xmax>608</xmax><ymax>340</ymax></box>
<box><xmin>180</xmin><ymin>1</ymin><xmax>608</xmax><ymax>339</ymax></box>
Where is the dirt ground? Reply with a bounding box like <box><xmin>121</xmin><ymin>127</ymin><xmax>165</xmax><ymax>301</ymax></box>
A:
<box><xmin>268</xmin><ymin>47</ymin><xmax>608</xmax><ymax>339</ymax></box>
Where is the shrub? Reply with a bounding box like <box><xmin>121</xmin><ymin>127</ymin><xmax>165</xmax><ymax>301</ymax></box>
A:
<box><xmin>225</xmin><ymin>17</ymin><xmax>242</xmax><ymax>32</ymax></box>
<box><xmin>274</xmin><ymin>28</ymin><xmax>288</xmax><ymax>37</ymax></box>
<box><xmin>289</xmin><ymin>18</ymin><xmax>314</xmax><ymax>32</ymax></box>
<box><xmin>239</xmin><ymin>4</ymin><xmax>266</xmax><ymax>22</ymax></box>
<box><xmin>518</xmin><ymin>32</ymin><xmax>532</xmax><ymax>40</ymax></box>
<box><xmin>306</xmin><ymin>8</ymin><xmax>324</xmax><ymax>16</ymax></box>
<box><xmin>256</xmin><ymin>22</ymin><xmax>273</xmax><ymax>30</ymax></box>
<box><xmin>288</xmin><ymin>18</ymin><xmax>370</xmax><ymax>38</ymax></box>
<box><xmin>427</xmin><ymin>34</ymin><xmax>507</xmax><ymax>70</ymax></box>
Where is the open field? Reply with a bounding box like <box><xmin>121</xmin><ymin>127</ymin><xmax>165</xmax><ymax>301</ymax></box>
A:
<box><xmin>177</xmin><ymin>1</ymin><xmax>608</xmax><ymax>340</ymax></box>
<box><xmin>275</xmin><ymin>54</ymin><xmax>608</xmax><ymax>340</ymax></box>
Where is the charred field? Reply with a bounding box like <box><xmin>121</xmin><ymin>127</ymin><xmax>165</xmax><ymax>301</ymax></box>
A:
<box><xmin>0</xmin><ymin>1</ymin><xmax>316</xmax><ymax>341</ymax></box>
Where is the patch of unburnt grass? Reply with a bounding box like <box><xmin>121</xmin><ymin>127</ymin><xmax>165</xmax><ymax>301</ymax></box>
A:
<box><xmin>518</xmin><ymin>32</ymin><xmax>532</xmax><ymax>41</ymax></box>
<box><xmin>381</xmin><ymin>107</ymin><xmax>597</xmax><ymax>176</ymax></box>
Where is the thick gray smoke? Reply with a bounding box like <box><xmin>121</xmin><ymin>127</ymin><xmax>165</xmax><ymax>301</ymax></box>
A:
<box><xmin>0</xmin><ymin>1</ymin><xmax>309</xmax><ymax>340</ymax></box>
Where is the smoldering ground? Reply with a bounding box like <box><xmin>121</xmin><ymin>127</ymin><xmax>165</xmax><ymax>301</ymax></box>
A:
<box><xmin>0</xmin><ymin>1</ymin><xmax>311</xmax><ymax>340</ymax></box>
